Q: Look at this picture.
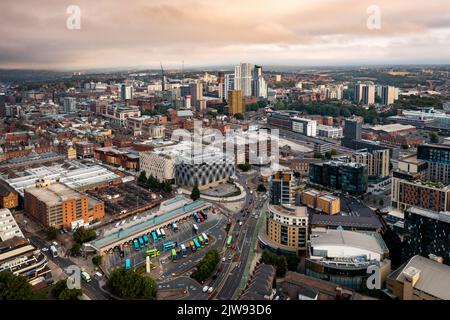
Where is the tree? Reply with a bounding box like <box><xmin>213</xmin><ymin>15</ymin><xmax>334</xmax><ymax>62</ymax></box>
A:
<box><xmin>314</xmin><ymin>152</ymin><xmax>324</xmax><ymax>159</ymax></box>
<box><xmin>92</xmin><ymin>255</ymin><xmax>102</xmax><ymax>267</ymax></box>
<box><xmin>233</xmin><ymin>113</ymin><xmax>244</xmax><ymax>120</ymax></box>
<box><xmin>138</xmin><ymin>171</ymin><xmax>147</xmax><ymax>184</ymax></box>
<box><xmin>51</xmin><ymin>279</ymin><xmax>82</xmax><ymax>300</ymax></box>
<box><xmin>191</xmin><ymin>249</ymin><xmax>220</xmax><ymax>282</ymax></box>
<box><xmin>257</xmin><ymin>184</ymin><xmax>267</xmax><ymax>192</ymax></box>
<box><xmin>107</xmin><ymin>269</ymin><xmax>157</xmax><ymax>299</ymax></box>
<box><xmin>429</xmin><ymin>132</ymin><xmax>439</xmax><ymax>143</ymax></box>
<box><xmin>46</xmin><ymin>226</ymin><xmax>58</xmax><ymax>240</ymax></box>
<box><xmin>0</xmin><ymin>271</ymin><xmax>34</xmax><ymax>300</ymax></box>
<box><xmin>261</xmin><ymin>250</ymin><xmax>288</xmax><ymax>277</ymax></box>
<box><xmin>237</xmin><ymin>163</ymin><xmax>251</xmax><ymax>172</ymax></box>
<box><xmin>73</xmin><ymin>227</ymin><xmax>96</xmax><ymax>244</ymax></box>
<box><xmin>191</xmin><ymin>185</ymin><xmax>200</xmax><ymax>201</ymax></box>
<box><xmin>162</xmin><ymin>181</ymin><xmax>172</xmax><ymax>193</ymax></box>
<box><xmin>70</xmin><ymin>243</ymin><xmax>81</xmax><ymax>256</ymax></box>
<box><xmin>379</xmin><ymin>199</ymin><xmax>385</xmax><ymax>207</ymax></box>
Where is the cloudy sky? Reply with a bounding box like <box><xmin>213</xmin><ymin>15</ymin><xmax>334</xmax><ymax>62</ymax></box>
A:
<box><xmin>1</xmin><ymin>0</ymin><xmax>450</xmax><ymax>70</ymax></box>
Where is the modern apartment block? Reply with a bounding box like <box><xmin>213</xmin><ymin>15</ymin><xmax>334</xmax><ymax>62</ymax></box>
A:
<box><xmin>309</xmin><ymin>161</ymin><xmax>368</xmax><ymax>194</ymax></box>
<box><xmin>227</xmin><ymin>90</ymin><xmax>244</xmax><ymax>115</ymax></box>
<box><xmin>270</xmin><ymin>170</ymin><xmax>297</xmax><ymax>206</ymax></box>
<box><xmin>351</xmin><ymin>149</ymin><xmax>390</xmax><ymax>178</ymax></box>
<box><xmin>391</xmin><ymin>177</ymin><xmax>450</xmax><ymax>213</ymax></box>
<box><xmin>260</xmin><ymin>204</ymin><xmax>309</xmax><ymax>254</ymax></box>
<box><xmin>403</xmin><ymin>207</ymin><xmax>450</xmax><ymax>265</ymax></box>
<box><xmin>24</xmin><ymin>181</ymin><xmax>105</xmax><ymax>229</ymax></box>
<box><xmin>417</xmin><ymin>144</ymin><xmax>450</xmax><ymax>184</ymax></box>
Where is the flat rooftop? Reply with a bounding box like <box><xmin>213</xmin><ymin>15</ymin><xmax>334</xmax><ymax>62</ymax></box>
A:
<box><xmin>310</xmin><ymin>228</ymin><xmax>388</xmax><ymax>255</ymax></box>
<box><xmin>24</xmin><ymin>183</ymin><xmax>83</xmax><ymax>206</ymax></box>
<box><xmin>368</xmin><ymin>124</ymin><xmax>416</xmax><ymax>133</ymax></box>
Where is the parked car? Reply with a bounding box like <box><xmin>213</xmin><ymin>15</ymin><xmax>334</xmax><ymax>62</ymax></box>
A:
<box><xmin>202</xmin><ymin>286</ymin><xmax>209</xmax><ymax>293</ymax></box>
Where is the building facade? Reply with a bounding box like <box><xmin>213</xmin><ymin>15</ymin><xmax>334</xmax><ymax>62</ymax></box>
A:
<box><xmin>139</xmin><ymin>151</ymin><xmax>175</xmax><ymax>183</ymax></box>
<box><xmin>417</xmin><ymin>144</ymin><xmax>450</xmax><ymax>184</ymax></box>
<box><xmin>270</xmin><ymin>170</ymin><xmax>297</xmax><ymax>206</ymax></box>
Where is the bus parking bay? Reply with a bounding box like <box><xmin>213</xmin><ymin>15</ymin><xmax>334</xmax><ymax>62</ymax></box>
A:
<box><xmin>103</xmin><ymin>212</ymin><xmax>226</xmax><ymax>274</ymax></box>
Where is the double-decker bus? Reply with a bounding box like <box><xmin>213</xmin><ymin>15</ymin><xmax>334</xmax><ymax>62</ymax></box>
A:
<box><xmin>133</xmin><ymin>239</ymin><xmax>140</xmax><ymax>251</ymax></box>
<box><xmin>180</xmin><ymin>244</ymin><xmax>188</xmax><ymax>257</ymax></box>
<box><xmin>201</xmin><ymin>211</ymin><xmax>208</xmax><ymax>220</ymax></box>
<box><xmin>226</xmin><ymin>235</ymin><xmax>233</xmax><ymax>247</ymax></box>
<box><xmin>160</xmin><ymin>228</ymin><xmax>166</xmax><ymax>238</ymax></box>
<box><xmin>197</xmin><ymin>212</ymin><xmax>204</xmax><ymax>222</ymax></box>
<box><xmin>163</xmin><ymin>241</ymin><xmax>177</xmax><ymax>251</ymax></box>
<box><xmin>192</xmin><ymin>223</ymin><xmax>199</xmax><ymax>234</ymax></box>
<box><xmin>151</xmin><ymin>231</ymin><xmax>158</xmax><ymax>242</ymax></box>
<box><xmin>171</xmin><ymin>249</ymin><xmax>177</xmax><ymax>262</ymax></box>
<box><xmin>201</xmin><ymin>232</ymin><xmax>209</xmax><ymax>244</ymax></box>
<box><xmin>198</xmin><ymin>235</ymin><xmax>205</xmax><ymax>247</ymax></box>
<box><xmin>143</xmin><ymin>235</ymin><xmax>149</xmax><ymax>245</ymax></box>
<box><xmin>125</xmin><ymin>259</ymin><xmax>131</xmax><ymax>270</ymax></box>
<box><xmin>146</xmin><ymin>248</ymin><xmax>160</xmax><ymax>258</ymax></box>
<box><xmin>189</xmin><ymin>240</ymin><xmax>196</xmax><ymax>252</ymax></box>
<box><xmin>193</xmin><ymin>238</ymin><xmax>201</xmax><ymax>250</ymax></box>
<box><xmin>156</xmin><ymin>229</ymin><xmax>162</xmax><ymax>238</ymax></box>
<box><xmin>193</xmin><ymin>212</ymin><xmax>200</xmax><ymax>223</ymax></box>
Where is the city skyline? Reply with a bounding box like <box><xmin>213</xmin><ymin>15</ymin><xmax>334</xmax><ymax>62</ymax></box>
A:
<box><xmin>1</xmin><ymin>0</ymin><xmax>450</xmax><ymax>70</ymax></box>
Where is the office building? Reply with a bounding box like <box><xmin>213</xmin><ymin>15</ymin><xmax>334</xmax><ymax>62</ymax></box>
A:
<box><xmin>382</xmin><ymin>86</ymin><xmax>396</xmax><ymax>106</ymax></box>
<box><xmin>139</xmin><ymin>151</ymin><xmax>175</xmax><ymax>183</ymax></box>
<box><xmin>252</xmin><ymin>65</ymin><xmax>268</xmax><ymax>98</ymax></box>
<box><xmin>343</xmin><ymin>118</ymin><xmax>362</xmax><ymax>142</ymax></box>
<box><xmin>189</xmin><ymin>81</ymin><xmax>203</xmax><ymax>108</ymax></box>
<box><xmin>234</xmin><ymin>63</ymin><xmax>252</xmax><ymax>97</ymax></box>
<box><xmin>362</xmin><ymin>84</ymin><xmax>375</xmax><ymax>105</ymax></box>
<box><xmin>391</xmin><ymin>177</ymin><xmax>450</xmax><ymax>213</ymax></box>
<box><xmin>119</xmin><ymin>84</ymin><xmax>133</xmax><ymax>100</ymax></box>
<box><xmin>403</xmin><ymin>207</ymin><xmax>450</xmax><ymax>265</ymax></box>
<box><xmin>63</xmin><ymin>97</ymin><xmax>76</xmax><ymax>113</ymax></box>
<box><xmin>386</xmin><ymin>255</ymin><xmax>450</xmax><ymax>300</ymax></box>
<box><xmin>228</xmin><ymin>90</ymin><xmax>244</xmax><ymax>115</ymax></box>
<box><xmin>417</xmin><ymin>144</ymin><xmax>450</xmax><ymax>184</ymax></box>
<box><xmin>0</xmin><ymin>93</ymin><xmax>5</xmax><ymax>117</ymax></box>
<box><xmin>270</xmin><ymin>170</ymin><xmax>297</xmax><ymax>206</ymax></box>
<box><xmin>292</xmin><ymin>117</ymin><xmax>317</xmax><ymax>137</ymax></box>
<box><xmin>309</xmin><ymin>161</ymin><xmax>368</xmax><ymax>194</ymax></box>
<box><xmin>24</xmin><ymin>182</ymin><xmax>105</xmax><ymax>229</ymax></box>
<box><xmin>224</xmin><ymin>73</ymin><xmax>235</xmax><ymax>101</ymax></box>
<box><xmin>305</xmin><ymin>228</ymin><xmax>390</xmax><ymax>290</ymax></box>
<box><xmin>75</xmin><ymin>141</ymin><xmax>94</xmax><ymax>159</ymax></box>
<box><xmin>0</xmin><ymin>208</ymin><xmax>24</xmax><ymax>241</ymax></box>
<box><xmin>259</xmin><ymin>204</ymin><xmax>309</xmax><ymax>254</ymax></box>
<box><xmin>351</xmin><ymin>149</ymin><xmax>390</xmax><ymax>178</ymax></box>
<box><xmin>316</xmin><ymin>125</ymin><xmax>343</xmax><ymax>139</ymax></box>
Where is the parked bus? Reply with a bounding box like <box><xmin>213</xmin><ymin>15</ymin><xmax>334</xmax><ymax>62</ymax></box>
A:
<box><xmin>171</xmin><ymin>249</ymin><xmax>177</xmax><ymax>262</ymax></box>
<box><xmin>172</xmin><ymin>222</ymin><xmax>178</xmax><ymax>231</ymax></box>
<box><xmin>193</xmin><ymin>212</ymin><xmax>200</xmax><ymax>223</ymax></box>
<box><xmin>133</xmin><ymin>239</ymin><xmax>140</xmax><ymax>251</ymax></box>
<box><xmin>143</xmin><ymin>235</ymin><xmax>149</xmax><ymax>245</ymax></box>
<box><xmin>201</xmin><ymin>211</ymin><xmax>208</xmax><ymax>220</ymax></box>
<box><xmin>197</xmin><ymin>212</ymin><xmax>204</xmax><ymax>222</ymax></box>
<box><xmin>160</xmin><ymin>228</ymin><xmax>166</xmax><ymax>238</ymax></box>
<box><xmin>180</xmin><ymin>244</ymin><xmax>187</xmax><ymax>257</ymax></box>
<box><xmin>163</xmin><ymin>241</ymin><xmax>177</xmax><ymax>251</ymax></box>
<box><xmin>138</xmin><ymin>237</ymin><xmax>144</xmax><ymax>247</ymax></box>
<box><xmin>189</xmin><ymin>240</ymin><xmax>196</xmax><ymax>252</ymax></box>
<box><xmin>49</xmin><ymin>245</ymin><xmax>58</xmax><ymax>258</ymax></box>
<box><xmin>226</xmin><ymin>235</ymin><xmax>233</xmax><ymax>247</ymax></box>
<box><xmin>193</xmin><ymin>238</ymin><xmax>201</xmax><ymax>250</ymax></box>
<box><xmin>146</xmin><ymin>249</ymin><xmax>160</xmax><ymax>258</ymax></box>
<box><xmin>201</xmin><ymin>233</ymin><xmax>209</xmax><ymax>244</ymax></box>
<box><xmin>156</xmin><ymin>229</ymin><xmax>162</xmax><ymax>238</ymax></box>
<box><xmin>198</xmin><ymin>235</ymin><xmax>205</xmax><ymax>247</ymax></box>
<box><xmin>151</xmin><ymin>231</ymin><xmax>158</xmax><ymax>242</ymax></box>
<box><xmin>125</xmin><ymin>259</ymin><xmax>131</xmax><ymax>270</ymax></box>
<box><xmin>193</xmin><ymin>224</ymin><xmax>199</xmax><ymax>234</ymax></box>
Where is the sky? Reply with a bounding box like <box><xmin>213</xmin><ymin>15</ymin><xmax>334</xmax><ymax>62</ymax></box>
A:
<box><xmin>1</xmin><ymin>0</ymin><xmax>450</xmax><ymax>70</ymax></box>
